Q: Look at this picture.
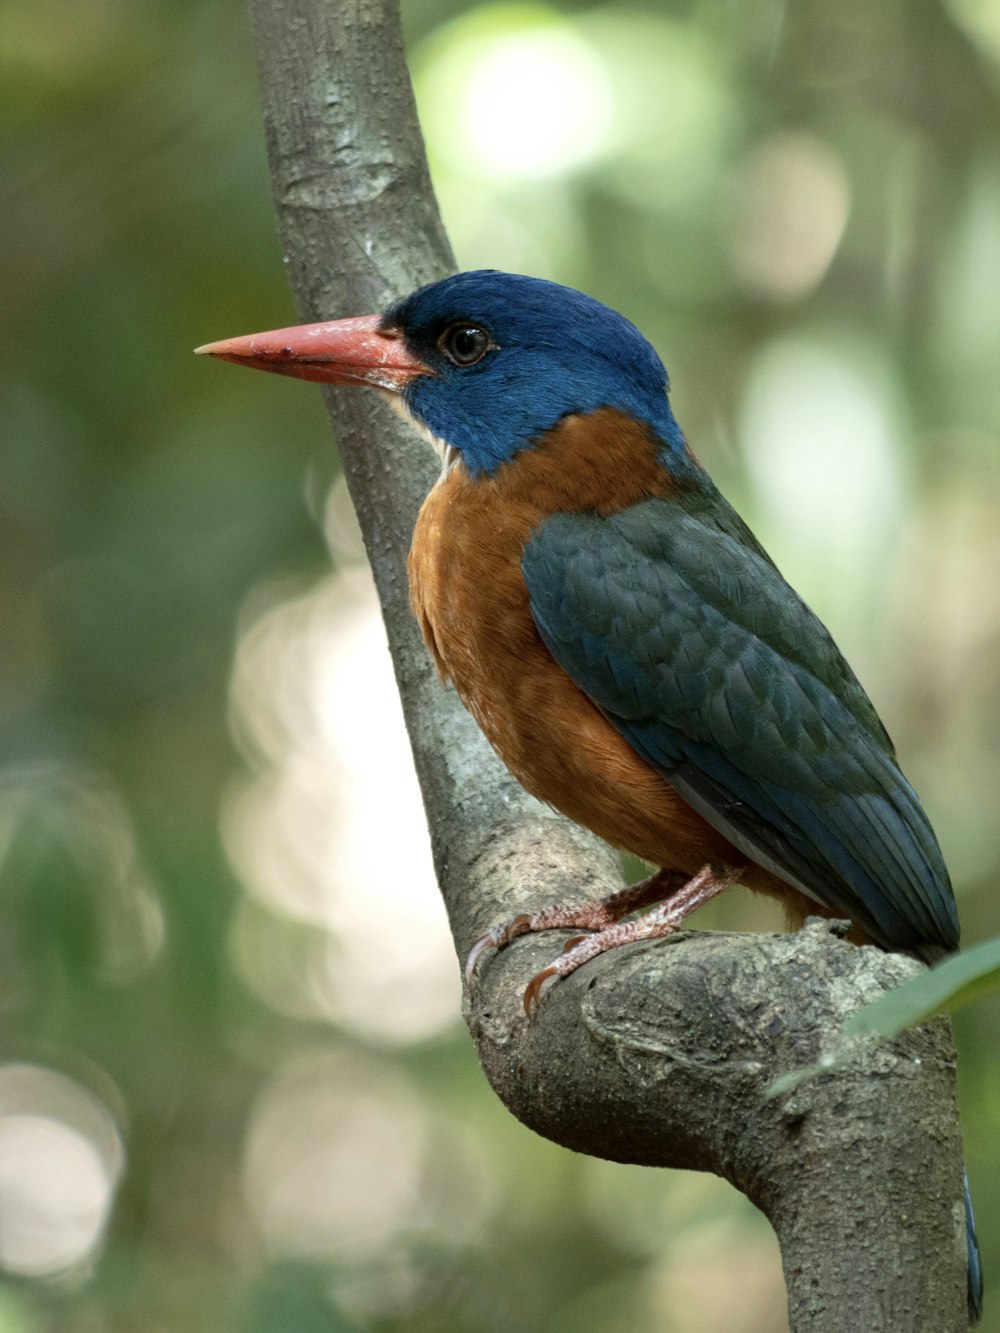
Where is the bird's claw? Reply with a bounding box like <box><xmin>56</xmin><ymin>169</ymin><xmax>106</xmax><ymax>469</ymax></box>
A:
<box><xmin>467</xmin><ymin>920</ymin><xmax>594</xmax><ymax>1001</ymax></box>
<box><xmin>523</xmin><ymin>933</ymin><xmax>604</xmax><ymax>1015</ymax></box>
<box><xmin>464</xmin><ymin>913</ymin><xmax>534</xmax><ymax>989</ymax></box>
<box><xmin>523</xmin><ymin>965</ymin><xmax>559</xmax><ymax>1014</ymax></box>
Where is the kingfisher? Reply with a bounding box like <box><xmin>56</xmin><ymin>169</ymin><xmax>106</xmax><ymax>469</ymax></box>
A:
<box><xmin>197</xmin><ymin>271</ymin><xmax>980</xmax><ymax>1319</ymax></box>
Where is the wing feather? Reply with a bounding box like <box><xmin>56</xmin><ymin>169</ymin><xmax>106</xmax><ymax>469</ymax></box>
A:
<box><xmin>521</xmin><ymin>495</ymin><xmax>958</xmax><ymax>955</ymax></box>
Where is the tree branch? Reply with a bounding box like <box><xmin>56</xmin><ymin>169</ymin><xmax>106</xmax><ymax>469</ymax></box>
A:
<box><xmin>245</xmin><ymin>1</ymin><xmax>970</xmax><ymax>1325</ymax></box>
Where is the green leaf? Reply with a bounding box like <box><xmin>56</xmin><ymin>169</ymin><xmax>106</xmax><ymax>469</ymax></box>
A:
<box><xmin>842</xmin><ymin>934</ymin><xmax>1000</xmax><ymax>1039</ymax></box>
<box><xmin>767</xmin><ymin>935</ymin><xmax>1000</xmax><ymax>1098</ymax></box>
<box><xmin>767</xmin><ymin>1055</ymin><xmax>844</xmax><ymax>1098</ymax></box>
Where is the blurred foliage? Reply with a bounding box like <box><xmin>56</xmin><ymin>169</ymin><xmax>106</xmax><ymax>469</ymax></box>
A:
<box><xmin>2</xmin><ymin>0</ymin><xmax>1000</xmax><ymax>1329</ymax></box>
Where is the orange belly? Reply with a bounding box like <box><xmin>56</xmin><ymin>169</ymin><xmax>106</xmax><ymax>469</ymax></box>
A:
<box><xmin>406</xmin><ymin>421</ymin><xmax>808</xmax><ymax>913</ymax></box>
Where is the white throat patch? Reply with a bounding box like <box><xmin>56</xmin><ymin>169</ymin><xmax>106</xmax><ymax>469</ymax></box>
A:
<box><xmin>381</xmin><ymin>390</ymin><xmax>460</xmax><ymax>478</ymax></box>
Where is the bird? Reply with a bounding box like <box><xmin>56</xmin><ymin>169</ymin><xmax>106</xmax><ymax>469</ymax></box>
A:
<box><xmin>197</xmin><ymin>270</ymin><xmax>980</xmax><ymax>1319</ymax></box>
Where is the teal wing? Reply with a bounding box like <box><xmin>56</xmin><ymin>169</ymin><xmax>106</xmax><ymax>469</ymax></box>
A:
<box><xmin>521</xmin><ymin>494</ymin><xmax>958</xmax><ymax>957</ymax></box>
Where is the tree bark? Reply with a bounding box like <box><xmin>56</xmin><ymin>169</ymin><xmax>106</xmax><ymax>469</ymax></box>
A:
<box><xmin>245</xmin><ymin>1</ymin><xmax>971</xmax><ymax>1326</ymax></box>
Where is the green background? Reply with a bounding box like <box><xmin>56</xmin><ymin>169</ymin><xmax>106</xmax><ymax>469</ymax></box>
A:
<box><xmin>2</xmin><ymin>0</ymin><xmax>999</xmax><ymax>1328</ymax></box>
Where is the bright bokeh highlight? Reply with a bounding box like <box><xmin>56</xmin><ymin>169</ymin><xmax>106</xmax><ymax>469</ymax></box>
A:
<box><xmin>223</xmin><ymin>480</ymin><xmax>457</xmax><ymax>1044</ymax></box>
<box><xmin>0</xmin><ymin>1066</ymin><xmax>123</xmax><ymax>1277</ymax></box>
<box><xmin>416</xmin><ymin>5</ymin><xmax>613</xmax><ymax>182</ymax></box>
<box><xmin>725</xmin><ymin>132</ymin><xmax>851</xmax><ymax>300</ymax></box>
<box><xmin>740</xmin><ymin>336</ymin><xmax>906</xmax><ymax>587</ymax></box>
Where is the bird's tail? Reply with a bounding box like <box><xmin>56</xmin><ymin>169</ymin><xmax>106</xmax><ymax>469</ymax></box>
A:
<box><xmin>966</xmin><ymin>1170</ymin><xmax>984</xmax><ymax>1325</ymax></box>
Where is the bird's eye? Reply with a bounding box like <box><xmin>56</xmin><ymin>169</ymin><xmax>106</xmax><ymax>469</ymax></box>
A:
<box><xmin>437</xmin><ymin>323</ymin><xmax>492</xmax><ymax>367</ymax></box>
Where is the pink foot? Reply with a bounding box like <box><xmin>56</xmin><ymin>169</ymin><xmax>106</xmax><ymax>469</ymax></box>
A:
<box><xmin>522</xmin><ymin>864</ymin><xmax>742</xmax><ymax>1014</ymax></box>
<box><xmin>464</xmin><ymin>869</ymin><xmax>687</xmax><ymax>990</ymax></box>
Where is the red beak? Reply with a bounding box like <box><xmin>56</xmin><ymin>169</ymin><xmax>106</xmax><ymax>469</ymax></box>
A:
<box><xmin>194</xmin><ymin>314</ymin><xmax>429</xmax><ymax>392</ymax></box>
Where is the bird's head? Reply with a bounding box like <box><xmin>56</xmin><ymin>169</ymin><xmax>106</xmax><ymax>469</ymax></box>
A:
<box><xmin>197</xmin><ymin>270</ymin><xmax>685</xmax><ymax>477</ymax></box>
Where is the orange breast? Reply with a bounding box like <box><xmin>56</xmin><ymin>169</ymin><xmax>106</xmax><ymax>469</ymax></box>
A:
<box><xmin>406</xmin><ymin>411</ymin><xmax>753</xmax><ymax>879</ymax></box>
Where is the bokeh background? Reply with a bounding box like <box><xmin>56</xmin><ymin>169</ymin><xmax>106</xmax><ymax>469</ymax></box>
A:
<box><xmin>3</xmin><ymin>0</ymin><xmax>1000</xmax><ymax>1328</ymax></box>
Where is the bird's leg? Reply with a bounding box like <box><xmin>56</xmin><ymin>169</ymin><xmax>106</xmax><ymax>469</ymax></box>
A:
<box><xmin>465</xmin><ymin>867</ymin><xmax>688</xmax><ymax>989</ymax></box>
<box><xmin>523</xmin><ymin>863</ymin><xmax>741</xmax><ymax>1013</ymax></box>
